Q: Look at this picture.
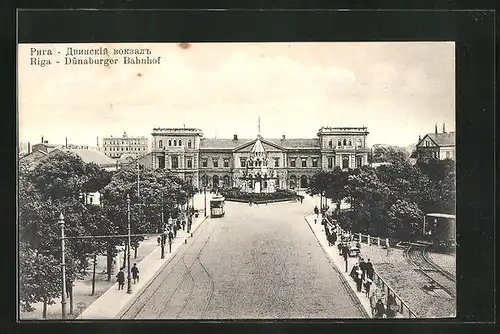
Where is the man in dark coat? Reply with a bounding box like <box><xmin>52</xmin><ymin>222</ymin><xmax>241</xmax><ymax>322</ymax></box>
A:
<box><xmin>366</xmin><ymin>259</ymin><xmax>374</xmax><ymax>280</ymax></box>
<box><xmin>359</xmin><ymin>258</ymin><xmax>367</xmax><ymax>279</ymax></box>
<box><xmin>116</xmin><ymin>268</ymin><xmax>125</xmax><ymax>290</ymax></box>
<box><xmin>131</xmin><ymin>263</ymin><xmax>139</xmax><ymax>284</ymax></box>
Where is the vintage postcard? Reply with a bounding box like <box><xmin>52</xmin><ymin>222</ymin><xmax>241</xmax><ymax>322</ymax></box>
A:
<box><xmin>18</xmin><ymin>42</ymin><xmax>456</xmax><ymax>320</ymax></box>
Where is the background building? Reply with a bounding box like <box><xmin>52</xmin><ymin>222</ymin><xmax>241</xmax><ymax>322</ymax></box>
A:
<box><xmin>413</xmin><ymin>124</ymin><xmax>455</xmax><ymax>161</ymax></box>
<box><xmin>102</xmin><ymin>132</ymin><xmax>148</xmax><ymax>159</ymax></box>
<box><xmin>134</xmin><ymin>126</ymin><xmax>370</xmax><ymax>191</ymax></box>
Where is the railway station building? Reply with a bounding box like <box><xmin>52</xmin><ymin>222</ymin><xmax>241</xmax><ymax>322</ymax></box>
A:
<box><xmin>132</xmin><ymin>126</ymin><xmax>370</xmax><ymax>191</ymax></box>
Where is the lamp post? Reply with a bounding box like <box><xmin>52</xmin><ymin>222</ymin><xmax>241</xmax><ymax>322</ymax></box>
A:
<box><xmin>57</xmin><ymin>213</ymin><xmax>67</xmax><ymax>319</ymax></box>
<box><xmin>126</xmin><ymin>194</ymin><xmax>132</xmax><ymax>294</ymax></box>
<box><xmin>204</xmin><ymin>187</ymin><xmax>207</xmax><ymax>217</ymax></box>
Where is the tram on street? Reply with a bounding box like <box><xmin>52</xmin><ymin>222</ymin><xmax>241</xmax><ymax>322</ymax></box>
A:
<box><xmin>210</xmin><ymin>196</ymin><xmax>225</xmax><ymax>218</ymax></box>
<box><xmin>422</xmin><ymin>213</ymin><xmax>456</xmax><ymax>248</ymax></box>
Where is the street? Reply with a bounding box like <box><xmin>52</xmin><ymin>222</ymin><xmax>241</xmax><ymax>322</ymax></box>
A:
<box><xmin>120</xmin><ymin>198</ymin><xmax>367</xmax><ymax>319</ymax></box>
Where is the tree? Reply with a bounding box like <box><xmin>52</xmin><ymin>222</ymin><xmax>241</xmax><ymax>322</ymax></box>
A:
<box><xmin>19</xmin><ymin>152</ymin><xmax>115</xmax><ymax>314</ymax></box>
<box><xmin>387</xmin><ymin>200</ymin><xmax>424</xmax><ymax>240</ymax></box>
<box><xmin>19</xmin><ymin>243</ymin><xmax>61</xmax><ymax>318</ymax></box>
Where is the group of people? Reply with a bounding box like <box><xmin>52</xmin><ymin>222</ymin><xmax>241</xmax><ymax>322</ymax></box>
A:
<box><xmin>115</xmin><ymin>263</ymin><xmax>140</xmax><ymax>290</ymax></box>
<box><xmin>315</xmin><ymin>207</ymin><xmax>398</xmax><ymax>319</ymax></box>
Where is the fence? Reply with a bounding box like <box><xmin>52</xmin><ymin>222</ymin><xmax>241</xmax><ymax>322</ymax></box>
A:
<box><xmin>371</xmin><ymin>269</ymin><xmax>419</xmax><ymax>318</ymax></box>
<box><xmin>322</xmin><ymin>214</ymin><xmax>419</xmax><ymax>318</ymax></box>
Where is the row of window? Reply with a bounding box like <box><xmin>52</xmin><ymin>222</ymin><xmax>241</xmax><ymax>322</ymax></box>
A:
<box><xmin>201</xmin><ymin>158</ymin><xmax>231</xmax><ymax>168</ymax></box>
<box><xmin>104</xmin><ymin>147</ymin><xmax>146</xmax><ymax>151</ymax></box>
<box><xmin>104</xmin><ymin>140</ymin><xmax>146</xmax><ymax>145</ymax></box>
<box><xmin>327</xmin><ymin>138</ymin><xmax>363</xmax><ymax>148</ymax></box>
<box><xmin>289</xmin><ymin>158</ymin><xmax>319</xmax><ymax>168</ymax></box>
<box><xmin>158</xmin><ymin>139</ymin><xmax>193</xmax><ymax>149</ymax></box>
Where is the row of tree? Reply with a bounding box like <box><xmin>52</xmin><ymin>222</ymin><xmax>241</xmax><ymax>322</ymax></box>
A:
<box><xmin>307</xmin><ymin>158</ymin><xmax>455</xmax><ymax>240</ymax></box>
<box><xmin>19</xmin><ymin>151</ymin><xmax>196</xmax><ymax>318</ymax></box>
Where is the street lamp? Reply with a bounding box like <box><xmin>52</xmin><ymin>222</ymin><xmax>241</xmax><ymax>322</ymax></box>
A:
<box><xmin>126</xmin><ymin>194</ymin><xmax>132</xmax><ymax>294</ymax></box>
<box><xmin>57</xmin><ymin>213</ymin><xmax>67</xmax><ymax>319</ymax></box>
<box><xmin>204</xmin><ymin>187</ymin><xmax>207</xmax><ymax>217</ymax></box>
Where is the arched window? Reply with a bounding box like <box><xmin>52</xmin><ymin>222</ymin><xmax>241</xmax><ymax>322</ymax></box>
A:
<box><xmin>348</xmin><ymin>139</ymin><xmax>352</xmax><ymax>146</ymax></box>
<box><xmin>188</xmin><ymin>140</ymin><xmax>192</xmax><ymax>148</ymax></box>
<box><xmin>223</xmin><ymin>175</ymin><xmax>230</xmax><ymax>187</ymax></box>
<box><xmin>201</xmin><ymin>175</ymin><xmax>208</xmax><ymax>187</ymax></box>
<box><xmin>357</xmin><ymin>139</ymin><xmax>362</xmax><ymax>148</ymax></box>
<box><xmin>212</xmin><ymin>175</ymin><xmax>219</xmax><ymax>188</ymax></box>
<box><xmin>338</xmin><ymin>139</ymin><xmax>342</xmax><ymax>146</ymax></box>
<box><xmin>168</xmin><ymin>140</ymin><xmax>171</xmax><ymax>146</ymax></box>
<box><xmin>158</xmin><ymin>140</ymin><xmax>163</xmax><ymax>148</ymax></box>
<box><xmin>343</xmin><ymin>139</ymin><xmax>347</xmax><ymax>146</ymax></box>
<box><xmin>289</xmin><ymin>175</ymin><xmax>297</xmax><ymax>189</ymax></box>
<box><xmin>173</xmin><ymin>140</ymin><xmax>177</xmax><ymax>146</ymax></box>
<box><xmin>329</xmin><ymin>140</ymin><xmax>333</xmax><ymax>148</ymax></box>
<box><xmin>179</xmin><ymin>140</ymin><xmax>182</xmax><ymax>146</ymax></box>
<box><xmin>300</xmin><ymin>175</ymin><xmax>308</xmax><ymax>188</ymax></box>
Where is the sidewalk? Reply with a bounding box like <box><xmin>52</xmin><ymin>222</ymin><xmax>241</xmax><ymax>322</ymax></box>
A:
<box><xmin>76</xmin><ymin>193</ymin><xmax>211</xmax><ymax>320</ymax></box>
<box><xmin>20</xmin><ymin>234</ymin><xmax>158</xmax><ymax>320</ymax></box>
<box><xmin>304</xmin><ymin>214</ymin><xmax>373</xmax><ymax>317</ymax></box>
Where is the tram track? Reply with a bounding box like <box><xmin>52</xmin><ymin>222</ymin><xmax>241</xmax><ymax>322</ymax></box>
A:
<box><xmin>404</xmin><ymin>245</ymin><xmax>456</xmax><ymax>298</ymax></box>
<box><xmin>120</xmin><ymin>219</ymin><xmax>217</xmax><ymax>319</ymax></box>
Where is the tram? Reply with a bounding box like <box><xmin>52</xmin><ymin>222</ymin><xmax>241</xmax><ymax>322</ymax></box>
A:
<box><xmin>423</xmin><ymin>213</ymin><xmax>456</xmax><ymax>248</ymax></box>
<box><xmin>210</xmin><ymin>196</ymin><xmax>225</xmax><ymax>218</ymax></box>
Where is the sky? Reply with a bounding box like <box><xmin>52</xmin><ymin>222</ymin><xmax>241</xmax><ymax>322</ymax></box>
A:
<box><xmin>18</xmin><ymin>42</ymin><xmax>455</xmax><ymax>147</ymax></box>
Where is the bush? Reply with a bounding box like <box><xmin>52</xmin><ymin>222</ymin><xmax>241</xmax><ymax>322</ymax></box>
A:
<box><xmin>220</xmin><ymin>188</ymin><xmax>298</xmax><ymax>203</ymax></box>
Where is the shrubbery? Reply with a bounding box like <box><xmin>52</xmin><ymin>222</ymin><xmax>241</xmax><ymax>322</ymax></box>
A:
<box><xmin>220</xmin><ymin>188</ymin><xmax>298</xmax><ymax>202</ymax></box>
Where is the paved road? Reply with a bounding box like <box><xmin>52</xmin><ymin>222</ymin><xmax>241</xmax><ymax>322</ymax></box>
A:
<box><xmin>120</xmin><ymin>198</ymin><xmax>366</xmax><ymax>319</ymax></box>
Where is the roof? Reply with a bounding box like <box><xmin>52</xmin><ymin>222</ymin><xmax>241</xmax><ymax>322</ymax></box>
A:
<box><xmin>267</xmin><ymin>138</ymin><xmax>319</xmax><ymax>148</ymax></box>
<box><xmin>424</xmin><ymin>132</ymin><xmax>455</xmax><ymax>147</ymax></box>
<box><xmin>251</xmin><ymin>138</ymin><xmax>265</xmax><ymax>153</ymax></box>
<box><xmin>200</xmin><ymin>138</ymin><xmax>253</xmax><ymax>149</ymax></box>
<box><xmin>426</xmin><ymin>213</ymin><xmax>456</xmax><ymax>219</ymax></box>
<box><xmin>62</xmin><ymin>149</ymin><xmax>116</xmax><ymax>167</ymax></box>
<box><xmin>200</xmin><ymin>137</ymin><xmax>320</xmax><ymax>150</ymax></box>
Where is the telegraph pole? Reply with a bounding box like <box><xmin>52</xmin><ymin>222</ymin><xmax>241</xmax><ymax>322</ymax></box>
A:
<box><xmin>204</xmin><ymin>188</ymin><xmax>207</xmax><ymax>217</ymax></box>
<box><xmin>137</xmin><ymin>161</ymin><xmax>140</xmax><ymax>197</ymax></box>
<box><xmin>58</xmin><ymin>213</ymin><xmax>67</xmax><ymax>319</ymax></box>
<box><xmin>126</xmin><ymin>194</ymin><xmax>132</xmax><ymax>294</ymax></box>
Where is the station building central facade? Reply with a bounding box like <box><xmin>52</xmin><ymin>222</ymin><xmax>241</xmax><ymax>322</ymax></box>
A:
<box><xmin>137</xmin><ymin>126</ymin><xmax>370</xmax><ymax>191</ymax></box>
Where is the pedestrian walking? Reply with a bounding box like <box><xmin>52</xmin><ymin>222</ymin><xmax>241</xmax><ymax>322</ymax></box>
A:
<box><xmin>374</xmin><ymin>299</ymin><xmax>386</xmax><ymax>318</ymax></box>
<box><xmin>338</xmin><ymin>242</ymin><xmax>343</xmax><ymax>256</ymax></box>
<box><xmin>116</xmin><ymin>268</ymin><xmax>125</xmax><ymax>290</ymax></box>
<box><xmin>359</xmin><ymin>257</ymin><xmax>367</xmax><ymax>279</ymax></box>
<box><xmin>356</xmin><ymin>266</ymin><xmax>363</xmax><ymax>292</ymax></box>
<box><xmin>366</xmin><ymin>259</ymin><xmax>374</xmax><ymax>280</ymax></box>
<box><xmin>157</xmin><ymin>236</ymin><xmax>161</xmax><ymax>246</ymax></box>
<box><xmin>364</xmin><ymin>277</ymin><xmax>372</xmax><ymax>298</ymax></box>
<box><xmin>131</xmin><ymin>263</ymin><xmax>139</xmax><ymax>284</ymax></box>
<box><xmin>182</xmin><ymin>219</ymin><xmax>186</xmax><ymax>231</ymax></box>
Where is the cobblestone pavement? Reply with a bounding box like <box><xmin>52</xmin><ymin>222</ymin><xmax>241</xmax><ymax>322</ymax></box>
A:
<box><xmin>120</xmin><ymin>200</ymin><xmax>366</xmax><ymax>319</ymax></box>
<box><xmin>359</xmin><ymin>245</ymin><xmax>456</xmax><ymax>318</ymax></box>
<box><xmin>427</xmin><ymin>252</ymin><xmax>456</xmax><ymax>277</ymax></box>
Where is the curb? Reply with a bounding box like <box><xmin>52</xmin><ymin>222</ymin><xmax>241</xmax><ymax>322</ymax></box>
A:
<box><xmin>303</xmin><ymin>215</ymin><xmax>370</xmax><ymax>318</ymax></box>
<box><xmin>76</xmin><ymin>216</ymin><xmax>209</xmax><ymax>320</ymax></box>
<box><xmin>115</xmin><ymin>215</ymin><xmax>209</xmax><ymax>319</ymax></box>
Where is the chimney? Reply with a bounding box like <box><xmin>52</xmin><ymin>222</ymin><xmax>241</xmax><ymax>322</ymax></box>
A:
<box><xmin>28</xmin><ymin>142</ymin><xmax>31</xmax><ymax>154</ymax></box>
<box><xmin>233</xmin><ymin>134</ymin><xmax>238</xmax><ymax>141</ymax></box>
<box><xmin>65</xmin><ymin>137</ymin><xmax>68</xmax><ymax>148</ymax></box>
<box><xmin>443</xmin><ymin>123</ymin><xmax>446</xmax><ymax>133</ymax></box>
<box><xmin>282</xmin><ymin>135</ymin><xmax>286</xmax><ymax>140</ymax></box>
<box><xmin>418</xmin><ymin>135</ymin><xmax>421</xmax><ymax>142</ymax></box>
<box><xmin>41</xmin><ymin>135</ymin><xmax>44</xmax><ymax>144</ymax></box>
<box><xmin>97</xmin><ymin>136</ymin><xmax>99</xmax><ymax>148</ymax></box>
<box><xmin>434</xmin><ymin>124</ymin><xmax>438</xmax><ymax>134</ymax></box>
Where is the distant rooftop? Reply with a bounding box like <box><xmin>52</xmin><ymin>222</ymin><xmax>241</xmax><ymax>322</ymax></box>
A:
<box><xmin>424</xmin><ymin>132</ymin><xmax>455</xmax><ymax>147</ymax></box>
